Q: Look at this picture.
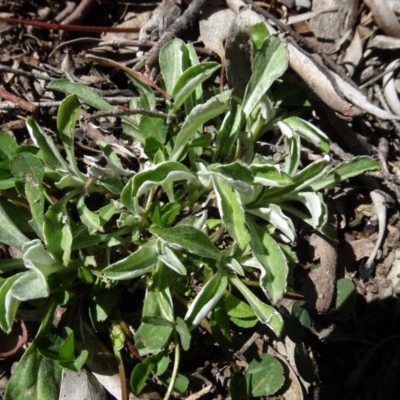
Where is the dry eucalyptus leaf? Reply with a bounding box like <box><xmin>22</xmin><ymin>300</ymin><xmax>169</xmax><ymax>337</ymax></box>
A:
<box><xmin>364</xmin><ymin>0</ymin><xmax>400</xmax><ymax>38</ymax></box>
<box><xmin>59</xmin><ymin>369</ymin><xmax>107</xmax><ymax>400</ymax></box>
<box><xmin>302</xmin><ymin>233</ymin><xmax>337</xmax><ymax>313</ymax></box>
<box><xmin>199</xmin><ymin>6</ymin><xmax>236</xmax><ymax>63</ymax></box>
<box><xmin>350</xmin><ymin>239</ymin><xmax>376</xmax><ymax>261</ymax></box>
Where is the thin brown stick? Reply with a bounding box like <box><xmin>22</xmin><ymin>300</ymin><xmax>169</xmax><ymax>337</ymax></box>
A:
<box><xmin>135</xmin><ymin>0</ymin><xmax>208</xmax><ymax>71</ymax></box>
<box><xmin>0</xmin><ymin>88</ymin><xmax>36</xmax><ymax>112</ymax></box>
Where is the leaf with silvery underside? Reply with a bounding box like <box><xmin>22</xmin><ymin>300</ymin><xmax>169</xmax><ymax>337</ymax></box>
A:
<box><xmin>44</xmin><ymin>190</ymin><xmax>77</xmax><ymax>265</ymax></box>
<box><xmin>77</xmin><ymin>196</ymin><xmax>103</xmax><ymax>234</ymax></box>
<box><xmin>150</xmin><ymin>225</ymin><xmax>221</xmax><ymax>261</ymax></box>
<box><xmin>102</xmin><ymin>245</ymin><xmax>158</xmax><ymax>280</ymax></box>
<box><xmin>0</xmin><ymin>202</ymin><xmax>30</xmax><ymax>251</ymax></box>
<box><xmin>170</xmin><ymin>90</ymin><xmax>231</xmax><ymax>161</ymax></box>
<box><xmin>311</xmin><ymin>156</ymin><xmax>380</xmax><ymax>191</ymax></box>
<box><xmin>243</xmin><ymin>35</ymin><xmax>288</xmax><ymax>117</ymax></box>
<box><xmin>185</xmin><ymin>269</ymin><xmax>228</xmax><ymax>329</ymax></box>
<box><xmin>229</xmin><ymin>274</ymin><xmax>284</xmax><ymax>337</ymax></box>
<box><xmin>158</xmin><ymin>246</ymin><xmax>187</xmax><ymax>275</ymax></box>
<box><xmin>26</xmin><ymin>118</ymin><xmax>69</xmax><ymax>172</ymax></box>
<box><xmin>250</xmin><ymin>164</ymin><xmax>293</xmax><ymax>187</ymax></box>
<box><xmin>280</xmin><ymin>191</ymin><xmax>328</xmax><ymax>229</ymax></box>
<box><xmin>0</xmin><ymin>273</ymin><xmax>23</xmax><ymax>333</ymax></box>
<box><xmin>246</xmin><ymin>217</ymin><xmax>288</xmax><ymax>304</ymax></box>
<box><xmin>212</xmin><ymin>174</ymin><xmax>250</xmax><ymax>250</ymax></box>
<box><xmin>281</xmin><ymin>116</ymin><xmax>330</xmax><ymax>153</ymax></box>
<box><xmin>120</xmin><ymin>161</ymin><xmax>195</xmax><ymax>212</ymax></box>
<box><xmin>170</xmin><ymin>62</ymin><xmax>221</xmax><ymax>113</ymax></box>
<box><xmin>247</xmin><ymin>204</ymin><xmax>296</xmax><ymax>242</ymax></box>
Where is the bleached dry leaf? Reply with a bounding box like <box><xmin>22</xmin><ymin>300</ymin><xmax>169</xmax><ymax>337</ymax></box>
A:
<box><xmin>342</xmin><ymin>27</ymin><xmax>363</xmax><ymax>76</ymax></box>
<box><xmin>383</xmin><ymin>59</ymin><xmax>400</xmax><ymax>116</ymax></box>
<box><xmin>364</xmin><ymin>0</ymin><xmax>400</xmax><ymax>38</ymax></box>
<box><xmin>199</xmin><ymin>6</ymin><xmax>236</xmax><ymax>63</ymax></box>
<box><xmin>332</xmin><ymin>71</ymin><xmax>399</xmax><ymax>119</ymax></box>
<box><xmin>303</xmin><ymin>233</ymin><xmax>337</xmax><ymax>313</ymax></box>
<box><xmin>350</xmin><ymin>239</ymin><xmax>376</xmax><ymax>261</ymax></box>
<box><xmin>368</xmin><ymin>34</ymin><xmax>400</xmax><ymax>49</ymax></box>
<box><xmin>287</xmin><ymin>43</ymin><xmax>360</xmax><ymax>117</ymax></box>
<box><xmin>365</xmin><ymin>190</ymin><xmax>387</xmax><ymax>270</ymax></box>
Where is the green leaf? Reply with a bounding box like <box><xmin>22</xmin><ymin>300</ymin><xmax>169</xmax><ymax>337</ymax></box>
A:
<box><xmin>159</xmin><ymin>371</ymin><xmax>189</xmax><ymax>393</ymax></box>
<box><xmin>212</xmin><ymin>174</ymin><xmax>250</xmax><ymax>249</ymax></box>
<box><xmin>229</xmin><ymin>274</ymin><xmax>284</xmax><ymax>337</ymax></box>
<box><xmin>135</xmin><ymin>321</ymin><xmax>173</xmax><ymax>355</ymax></box>
<box><xmin>26</xmin><ymin>117</ymin><xmax>69</xmax><ymax>171</ymax></box>
<box><xmin>25</xmin><ymin>179</ymin><xmax>45</xmax><ymax>240</ymax></box>
<box><xmin>0</xmin><ymin>202</ymin><xmax>30</xmax><ymax>250</ymax></box>
<box><xmin>48</xmin><ymin>79</ymin><xmax>114</xmax><ymax>111</ymax></box>
<box><xmin>127</xmin><ymin>75</ymin><xmax>156</xmax><ymax>110</ymax></box>
<box><xmin>229</xmin><ymin>371</ymin><xmax>249</xmax><ymax>400</ymax></box>
<box><xmin>0</xmin><ymin>131</ymin><xmax>18</xmax><ymax>161</ymax></box>
<box><xmin>90</xmin><ymin>290</ymin><xmax>119</xmax><ymax>327</ymax></box>
<box><xmin>140</xmin><ymin>116</ymin><xmax>168</xmax><ymax>144</ymax></box>
<box><xmin>250</xmin><ymin>22</ymin><xmax>270</xmax><ymax>50</ymax></box>
<box><xmin>175</xmin><ymin>317</ymin><xmax>191</xmax><ymax>351</ymax></box>
<box><xmin>243</xmin><ymin>35</ymin><xmax>288</xmax><ymax>117</ymax></box>
<box><xmin>224</xmin><ymin>292</ymin><xmax>256</xmax><ymax>319</ymax></box>
<box><xmin>214</xmin><ymin>104</ymin><xmax>244</xmax><ymax>160</ymax></box>
<box><xmin>332</xmin><ymin>278</ymin><xmax>357</xmax><ymax>318</ymax></box>
<box><xmin>44</xmin><ymin>190</ymin><xmax>76</xmax><ymax>265</ymax></box>
<box><xmin>10</xmin><ymin>153</ymin><xmax>44</xmax><ymax>183</ymax></box>
<box><xmin>159</xmin><ymin>38</ymin><xmax>186</xmax><ymax>95</ymax></box>
<box><xmin>0</xmin><ymin>273</ymin><xmax>22</xmax><ymax>333</ymax></box>
<box><xmin>170</xmin><ymin>62</ymin><xmax>221</xmax><ymax>113</ymax></box>
<box><xmin>121</xmin><ymin>161</ymin><xmax>195</xmax><ymax>212</ymax></box>
<box><xmin>185</xmin><ymin>269</ymin><xmax>228</xmax><ymax>329</ymax></box>
<box><xmin>5</xmin><ymin>343</ymin><xmax>62</xmax><ymax>400</ymax></box>
<box><xmin>57</xmin><ymin>94</ymin><xmax>80</xmax><ymax>148</ymax></box>
<box><xmin>282</xmin><ymin>116</ymin><xmax>330</xmax><ymax>153</ymax></box>
<box><xmin>246</xmin><ymin>217</ymin><xmax>288</xmax><ymax>304</ymax></box>
<box><xmin>77</xmin><ymin>196</ymin><xmax>103</xmax><ymax>234</ymax></box>
<box><xmin>130</xmin><ymin>362</ymin><xmax>154</xmax><ymax>395</ymax></box>
<box><xmin>159</xmin><ymin>246</ymin><xmax>187</xmax><ymax>275</ymax></box>
<box><xmin>170</xmin><ymin>90</ymin><xmax>232</xmax><ymax>161</ymax></box>
<box><xmin>311</xmin><ymin>156</ymin><xmax>381</xmax><ymax>191</ymax></box>
<box><xmin>102</xmin><ymin>245</ymin><xmax>158</xmax><ymax>280</ymax></box>
<box><xmin>150</xmin><ymin>225</ymin><xmax>221</xmax><ymax>261</ymax></box>
<box><xmin>246</xmin><ymin>353</ymin><xmax>284</xmax><ymax>396</ymax></box>
<box><xmin>250</xmin><ymin>164</ymin><xmax>293</xmax><ymax>187</ymax></box>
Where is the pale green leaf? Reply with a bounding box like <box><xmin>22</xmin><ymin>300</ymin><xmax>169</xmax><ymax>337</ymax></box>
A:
<box><xmin>229</xmin><ymin>274</ymin><xmax>284</xmax><ymax>336</ymax></box>
<box><xmin>150</xmin><ymin>225</ymin><xmax>221</xmax><ymax>261</ymax></box>
<box><xmin>159</xmin><ymin>39</ymin><xmax>186</xmax><ymax>95</ymax></box>
<box><xmin>212</xmin><ymin>174</ymin><xmax>250</xmax><ymax>249</ymax></box>
<box><xmin>282</xmin><ymin>116</ymin><xmax>330</xmax><ymax>153</ymax></box>
<box><xmin>158</xmin><ymin>246</ymin><xmax>187</xmax><ymax>275</ymax></box>
<box><xmin>0</xmin><ymin>202</ymin><xmax>30</xmax><ymax>250</ymax></box>
<box><xmin>170</xmin><ymin>62</ymin><xmax>221</xmax><ymax>113</ymax></box>
<box><xmin>0</xmin><ymin>273</ymin><xmax>23</xmax><ymax>333</ymax></box>
<box><xmin>247</xmin><ymin>204</ymin><xmax>296</xmax><ymax>242</ymax></box>
<box><xmin>170</xmin><ymin>91</ymin><xmax>231</xmax><ymax>161</ymax></box>
<box><xmin>311</xmin><ymin>156</ymin><xmax>381</xmax><ymax>191</ymax></box>
<box><xmin>243</xmin><ymin>35</ymin><xmax>288</xmax><ymax>117</ymax></box>
<box><xmin>246</xmin><ymin>217</ymin><xmax>288</xmax><ymax>304</ymax></box>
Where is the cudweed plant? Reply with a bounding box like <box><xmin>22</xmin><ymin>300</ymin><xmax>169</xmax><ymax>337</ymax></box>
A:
<box><xmin>0</xmin><ymin>24</ymin><xmax>379</xmax><ymax>399</ymax></box>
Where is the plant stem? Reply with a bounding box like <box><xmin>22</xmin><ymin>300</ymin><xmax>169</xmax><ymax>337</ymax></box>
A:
<box><xmin>35</xmin><ymin>299</ymin><xmax>57</xmax><ymax>339</ymax></box>
<box><xmin>163</xmin><ymin>332</ymin><xmax>181</xmax><ymax>400</ymax></box>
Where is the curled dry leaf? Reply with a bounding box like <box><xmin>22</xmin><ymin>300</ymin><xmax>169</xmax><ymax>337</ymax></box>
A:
<box><xmin>332</xmin><ymin>71</ymin><xmax>399</xmax><ymax>120</ymax></box>
<box><xmin>383</xmin><ymin>59</ymin><xmax>400</xmax><ymax>116</ymax></box>
<box><xmin>287</xmin><ymin>42</ymin><xmax>360</xmax><ymax>117</ymax></box>
<box><xmin>302</xmin><ymin>233</ymin><xmax>337</xmax><ymax>313</ymax></box>
<box><xmin>364</xmin><ymin>0</ymin><xmax>400</xmax><ymax>38</ymax></box>
<box><xmin>365</xmin><ymin>190</ymin><xmax>387</xmax><ymax>271</ymax></box>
